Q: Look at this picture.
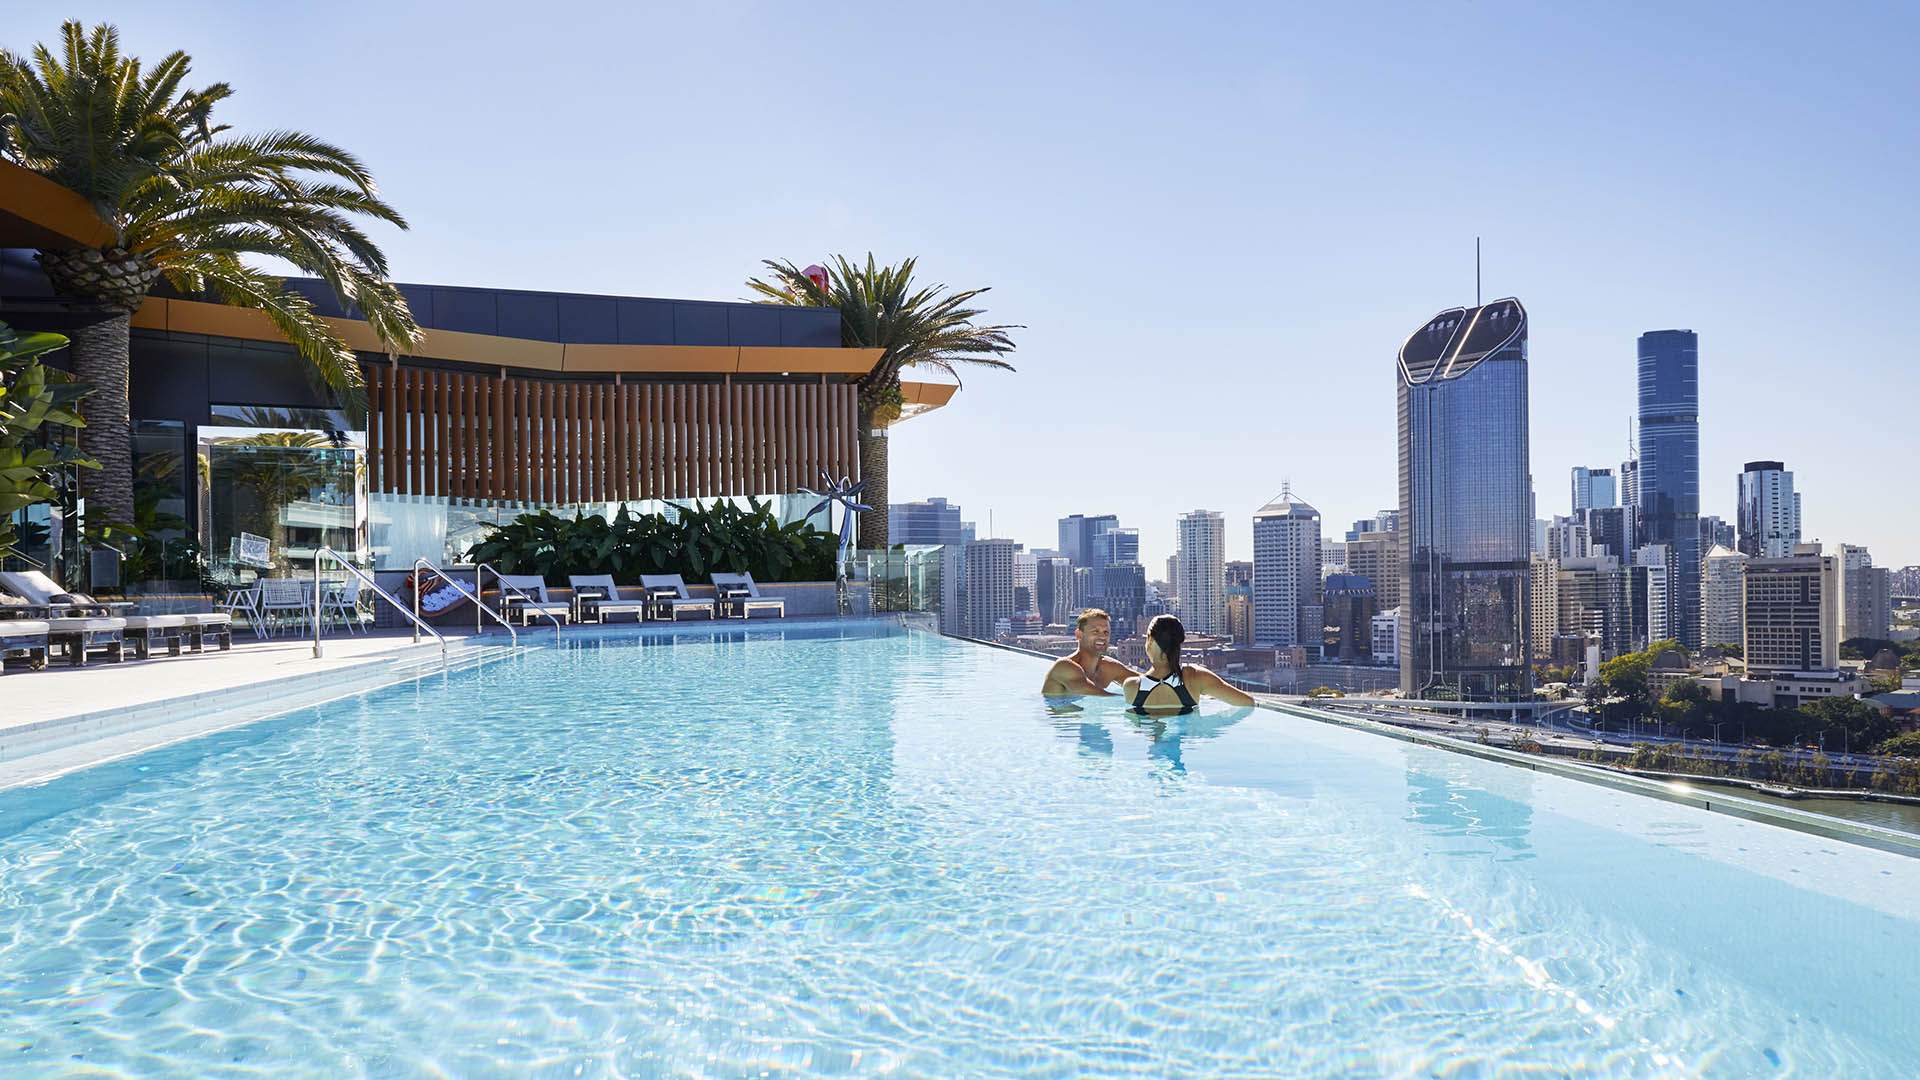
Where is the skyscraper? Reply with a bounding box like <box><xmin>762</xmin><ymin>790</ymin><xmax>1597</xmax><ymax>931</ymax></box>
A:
<box><xmin>1345</xmin><ymin>529</ymin><xmax>1401</xmax><ymax>610</ymax></box>
<box><xmin>1056</xmin><ymin>514</ymin><xmax>1119</xmax><ymax>570</ymax></box>
<box><xmin>1571</xmin><ymin>466</ymin><xmax>1618</xmax><ymax>512</ymax></box>
<box><xmin>1175</xmin><ymin>510</ymin><xmax>1227</xmax><ymax>636</ymax></box>
<box><xmin>1737</xmin><ymin>462</ymin><xmax>1801</xmax><ymax>558</ymax></box>
<box><xmin>1637</xmin><ymin>329</ymin><xmax>1701</xmax><ymax>649</ymax></box>
<box><xmin>1702</xmin><ymin>545</ymin><xmax>1748</xmax><ymax>649</ymax></box>
<box><xmin>888</xmin><ymin>498</ymin><xmax>968</xmax><ymax>546</ymax></box>
<box><xmin>1101</xmin><ymin>527</ymin><xmax>1140</xmax><ymax>568</ymax></box>
<box><xmin>962</xmin><ymin>538</ymin><xmax>1017</xmax><ymax>639</ymax></box>
<box><xmin>1745</xmin><ymin>545</ymin><xmax>1839</xmax><ymax>674</ymax></box>
<box><xmin>1836</xmin><ymin>544</ymin><xmax>1892</xmax><ymax>642</ymax></box>
<box><xmin>1398</xmin><ymin>298</ymin><xmax>1532</xmax><ymax>701</ymax></box>
<box><xmin>1584</xmin><ymin>505</ymin><xmax>1632</xmax><ymax>561</ymax></box>
<box><xmin>1253</xmin><ymin>490</ymin><xmax>1320</xmax><ymax>647</ymax></box>
<box><xmin>1034</xmin><ymin>556</ymin><xmax>1075</xmax><ymax>627</ymax></box>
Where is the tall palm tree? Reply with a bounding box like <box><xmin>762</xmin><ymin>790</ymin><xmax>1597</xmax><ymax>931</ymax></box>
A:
<box><xmin>0</xmin><ymin>21</ymin><xmax>420</xmax><ymax>527</ymax></box>
<box><xmin>747</xmin><ymin>254</ymin><xmax>1017</xmax><ymax>548</ymax></box>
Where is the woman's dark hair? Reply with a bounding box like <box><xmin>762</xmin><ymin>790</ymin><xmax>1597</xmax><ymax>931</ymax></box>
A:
<box><xmin>1146</xmin><ymin>614</ymin><xmax>1185</xmax><ymax>673</ymax></box>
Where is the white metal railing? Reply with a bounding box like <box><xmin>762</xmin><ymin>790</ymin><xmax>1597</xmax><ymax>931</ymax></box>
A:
<box><xmin>311</xmin><ymin>547</ymin><xmax>446</xmax><ymax>663</ymax></box>
<box><xmin>475</xmin><ymin>562</ymin><xmax>563</xmax><ymax>645</ymax></box>
<box><xmin>412</xmin><ymin>558</ymin><xmax>518</xmax><ymax>648</ymax></box>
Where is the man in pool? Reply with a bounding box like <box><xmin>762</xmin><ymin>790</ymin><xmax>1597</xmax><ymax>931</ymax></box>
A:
<box><xmin>1040</xmin><ymin>608</ymin><xmax>1137</xmax><ymax>697</ymax></box>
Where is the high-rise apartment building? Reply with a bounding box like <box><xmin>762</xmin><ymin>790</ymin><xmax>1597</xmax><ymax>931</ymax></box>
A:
<box><xmin>1175</xmin><ymin>510</ymin><xmax>1227</xmax><ymax>636</ymax></box>
<box><xmin>1397</xmin><ymin>295</ymin><xmax>1528</xmax><ymax>699</ymax></box>
<box><xmin>1225</xmin><ymin>560</ymin><xmax>1254</xmax><ymax>588</ymax></box>
<box><xmin>1398</xmin><ymin>299</ymin><xmax>1533</xmax><ymax>701</ymax></box>
<box><xmin>1557</xmin><ymin>555</ymin><xmax>1632</xmax><ymax>661</ymax></box>
<box><xmin>1529</xmin><ymin>556</ymin><xmax>1559</xmax><ymax>661</ymax></box>
<box><xmin>1344</xmin><ymin>529</ymin><xmax>1401</xmax><ymax>610</ymax></box>
<box><xmin>1100</xmin><ymin>563</ymin><xmax>1148</xmax><ymax>638</ymax></box>
<box><xmin>1323</xmin><ymin>540</ymin><xmax>1348</xmax><ymax>574</ymax></box>
<box><xmin>1226</xmin><ymin>585</ymin><xmax>1254</xmax><ymax>644</ymax></box>
<box><xmin>1737</xmin><ymin>462</ymin><xmax>1801</xmax><ymax>558</ymax></box>
<box><xmin>1836</xmin><ymin>544</ymin><xmax>1892</xmax><ymax>642</ymax></box>
<box><xmin>1102</xmin><ymin>527</ymin><xmax>1140</xmax><ymax>568</ymax></box>
<box><xmin>1699</xmin><ymin>515</ymin><xmax>1735</xmax><ymax>554</ymax></box>
<box><xmin>1371</xmin><ymin>608</ymin><xmax>1401</xmax><ymax>666</ymax></box>
<box><xmin>1321</xmin><ymin>574</ymin><xmax>1378</xmax><ymax>662</ymax></box>
<box><xmin>962</xmin><ymin>539</ymin><xmax>1018</xmax><ymax>639</ymax></box>
<box><xmin>1546</xmin><ymin>515</ymin><xmax>1591</xmax><ymax>562</ymax></box>
<box><xmin>1584</xmin><ymin>506</ymin><xmax>1632</xmax><ymax>561</ymax></box>
<box><xmin>1056</xmin><ymin>514</ymin><xmax>1119</xmax><ymax>570</ymax></box>
<box><xmin>1744</xmin><ymin>544</ymin><xmax>1839</xmax><ymax>674</ymax></box>
<box><xmin>1637</xmin><ymin>329</ymin><xmax>1701</xmax><ymax>648</ymax></box>
<box><xmin>1013</xmin><ymin>550</ymin><xmax>1037</xmax><ymax>613</ymax></box>
<box><xmin>1629</xmin><ymin>544</ymin><xmax>1674</xmax><ymax>650</ymax></box>
<box><xmin>1034</xmin><ymin>556</ymin><xmax>1075</xmax><ymax>627</ymax></box>
<box><xmin>1702</xmin><ymin>545</ymin><xmax>1748</xmax><ymax>649</ymax></box>
<box><xmin>1163</xmin><ymin>555</ymin><xmax>1180</xmax><ymax>597</ymax></box>
<box><xmin>888</xmin><ymin>498</ymin><xmax>969</xmax><ymax>546</ymax></box>
<box><xmin>1253</xmin><ymin>491</ymin><xmax>1321</xmax><ymax>647</ymax></box>
<box><xmin>1571</xmin><ymin>466</ymin><xmax>1618</xmax><ymax>512</ymax></box>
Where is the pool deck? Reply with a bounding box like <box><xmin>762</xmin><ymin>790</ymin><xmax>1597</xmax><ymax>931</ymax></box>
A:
<box><xmin>1</xmin><ymin>628</ymin><xmax>498</xmax><ymax>733</ymax></box>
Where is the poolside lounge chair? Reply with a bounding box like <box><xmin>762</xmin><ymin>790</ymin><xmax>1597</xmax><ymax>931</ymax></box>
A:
<box><xmin>181</xmin><ymin>611</ymin><xmax>235</xmax><ymax>652</ymax></box>
<box><xmin>0</xmin><ymin>594</ymin><xmax>50</xmax><ymax>672</ymax></box>
<box><xmin>710</xmin><ymin>572</ymin><xmax>786</xmax><ymax>619</ymax></box>
<box><xmin>640</xmin><ymin>575</ymin><xmax>716</xmax><ymax>621</ymax></box>
<box><xmin>495</xmin><ymin>575</ymin><xmax>571</xmax><ymax>627</ymax></box>
<box><xmin>0</xmin><ymin>571</ymin><xmax>127</xmax><ymax>665</ymax></box>
<box><xmin>567</xmin><ymin>575</ymin><xmax>649</xmax><ymax>624</ymax></box>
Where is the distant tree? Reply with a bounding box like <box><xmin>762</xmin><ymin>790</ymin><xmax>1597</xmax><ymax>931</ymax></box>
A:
<box><xmin>1307</xmin><ymin>685</ymin><xmax>1344</xmax><ymax>698</ymax></box>
<box><xmin>1877</xmin><ymin>731</ymin><xmax>1920</xmax><ymax>759</ymax></box>
<box><xmin>1801</xmin><ymin>695</ymin><xmax>1899</xmax><ymax>753</ymax></box>
<box><xmin>1658</xmin><ymin>680</ymin><xmax>1715</xmax><ymax>735</ymax></box>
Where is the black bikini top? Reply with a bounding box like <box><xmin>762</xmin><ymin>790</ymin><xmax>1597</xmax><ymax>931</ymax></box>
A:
<box><xmin>1131</xmin><ymin>668</ymin><xmax>1197</xmax><ymax>714</ymax></box>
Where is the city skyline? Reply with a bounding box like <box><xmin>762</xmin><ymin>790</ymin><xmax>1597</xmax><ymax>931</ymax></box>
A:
<box><xmin>66</xmin><ymin>3</ymin><xmax>1920</xmax><ymax>572</ymax></box>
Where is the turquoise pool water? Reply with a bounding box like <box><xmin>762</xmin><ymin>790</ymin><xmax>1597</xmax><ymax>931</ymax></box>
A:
<box><xmin>1</xmin><ymin>623</ymin><xmax>1916</xmax><ymax>1077</ymax></box>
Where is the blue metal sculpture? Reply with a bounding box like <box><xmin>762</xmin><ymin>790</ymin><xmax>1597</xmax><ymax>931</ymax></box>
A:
<box><xmin>799</xmin><ymin>470</ymin><xmax>871</xmax><ymax>582</ymax></box>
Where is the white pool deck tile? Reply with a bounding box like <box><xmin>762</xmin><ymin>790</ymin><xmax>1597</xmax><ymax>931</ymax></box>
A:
<box><xmin>0</xmin><ymin>629</ymin><xmax>496</xmax><ymax>734</ymax></box>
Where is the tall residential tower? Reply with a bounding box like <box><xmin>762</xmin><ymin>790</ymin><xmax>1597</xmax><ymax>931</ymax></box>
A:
<box><xmin>1397</xmin><ymin>298</ymin><xmax>1532</xmax><ymax>701</ymax></box>
<box><xmin>1636</xmin><ymin>329</ymin><xmax>1701</xmax><ymax>649</ymax></box>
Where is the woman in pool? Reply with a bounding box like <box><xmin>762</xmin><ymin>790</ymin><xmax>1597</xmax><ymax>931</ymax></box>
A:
<box><xmin>1122</xmin><ymin>614</ymin><xmax>1256</xmax><ymax>713</ymax></box>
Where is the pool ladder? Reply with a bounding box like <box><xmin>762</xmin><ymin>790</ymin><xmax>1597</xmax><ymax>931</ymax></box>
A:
<box><xmin>311</xmin><ymin>547</ymin><xmax>447</xmax><ymax>663</ymax></box>
<box><xmin>411</xmin><ymin>558</ymin><xmax>520</xmax><ymax>649</ymax></box>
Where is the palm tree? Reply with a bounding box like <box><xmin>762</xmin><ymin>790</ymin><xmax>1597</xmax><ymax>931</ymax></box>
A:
<box><xmin>0</xmin><ymin>21</ymin><xmax>420</xmax><ymax>528</ymax></box>
<box><xmin>747</xmin><ymin>254</ymin><xmax>1017</xmax><ymax>548</ymax></box>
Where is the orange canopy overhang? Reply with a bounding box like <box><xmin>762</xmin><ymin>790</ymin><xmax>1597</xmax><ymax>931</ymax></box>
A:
<box><xmin>0</xmin><ymin>160</ymin><xmax>114</xmax><ymax>250</ymax></box>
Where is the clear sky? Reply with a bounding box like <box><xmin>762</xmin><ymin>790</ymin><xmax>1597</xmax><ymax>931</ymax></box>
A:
<box><xmin>40</xmin><ymin>2</ymin><xmax>1920</xmax><ymax>571</ymax></box>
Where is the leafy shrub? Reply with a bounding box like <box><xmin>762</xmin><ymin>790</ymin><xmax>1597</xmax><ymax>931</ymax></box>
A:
<box><xmin>466</xmin><ymin>499</ymin><xmax>836</xmax><ymax>583</ymax></box>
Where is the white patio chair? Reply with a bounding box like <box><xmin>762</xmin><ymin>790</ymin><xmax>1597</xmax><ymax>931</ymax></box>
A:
<box><xmin>256</xmin><ymin>578</ymin><xmax>311</xmax><ymax>637</ymax></box>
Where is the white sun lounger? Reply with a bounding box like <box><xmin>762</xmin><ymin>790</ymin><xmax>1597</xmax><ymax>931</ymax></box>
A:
<box><xmin>495</xmin><ymin>575</ymin><xmax>571</xmax><ymax>627</ymax></box>
<box><xmin>566</xmin><ymin>575</ymin><xmax>649</xmax><ymax>623</ymax></box>
<box><xmin>0</xmin><ymin>571</ymin><xmax>128</xmax><ymax>665</ymax></box>
<box><xmin>709</xmin><ymin>572</ymin><xmax>786</xmax><ymax>619</ymax></box>
<box><xmin>639</xmin><ymin>575</ymin><xmax>716</xmax><ymax>621</ymax></box>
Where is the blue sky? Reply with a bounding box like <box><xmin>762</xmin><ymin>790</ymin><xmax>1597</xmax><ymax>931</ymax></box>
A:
<box><xmin>39</xmin><ymin>2</ymin><xmax>1919</xmax><ymax>569</ymax></box>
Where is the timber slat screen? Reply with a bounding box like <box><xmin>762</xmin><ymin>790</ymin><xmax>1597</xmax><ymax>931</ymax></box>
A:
<box><xmin>365</xmin><ymin>367</ymin><xmax>859</xmax><ymax>502</ymax></box>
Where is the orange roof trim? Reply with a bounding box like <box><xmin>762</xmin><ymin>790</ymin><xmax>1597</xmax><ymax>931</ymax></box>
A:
<box><xmin>0</xmin><ymin>159</ymin><xmax>116</xmax><ymax>250</ymax></box>
<box><xmin>134</xmin><ymin>296</ymin><xmax>887</xmax><ymax>377</ymax></box>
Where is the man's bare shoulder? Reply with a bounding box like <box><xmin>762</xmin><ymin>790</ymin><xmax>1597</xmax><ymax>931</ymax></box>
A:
<box><xmin>1098</xmin><ymin>657</ymin><xmax>1138</xmax><ymax>679</ymax></box>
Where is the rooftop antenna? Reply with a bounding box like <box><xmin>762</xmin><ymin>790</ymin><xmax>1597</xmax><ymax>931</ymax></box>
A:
<box><xmin>1475</xmin><ymin>236</ymin><xmax>1482</xmax><ymax>306</ymax></box>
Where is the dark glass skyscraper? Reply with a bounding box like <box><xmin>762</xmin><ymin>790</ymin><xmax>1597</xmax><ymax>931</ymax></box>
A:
<box><xmin>1397</xmin><ymin>298</ymin><xmax>1533</xmax><ymax>701</ymax></box>
<box><xmin>1636</xmin><ymin>330</ymin><xmax>1701</xmax><ymax>648</ymax></box>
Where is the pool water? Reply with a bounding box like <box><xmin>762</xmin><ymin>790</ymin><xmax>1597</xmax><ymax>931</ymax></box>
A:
<box><xmin>1</xmin><ymin>623</ymin><xmax>1916</xmax><ymax>1077</ymax></box>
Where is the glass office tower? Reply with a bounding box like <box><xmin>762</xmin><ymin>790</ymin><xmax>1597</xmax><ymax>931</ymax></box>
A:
<box><xmin>1397</xmin><ymin>298</ymin><xmax>1533</xmax><ymax>701</ymax></box>
<box><xmin>1636</xmin><ymin>330</ymin><xmax>1701</xmax><ymax>648</ymax></box>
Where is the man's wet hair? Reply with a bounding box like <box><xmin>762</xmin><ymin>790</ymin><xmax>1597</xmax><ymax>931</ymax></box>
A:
<box><xmin>1076</xmin><ymin>609</ymin><xmax>1111</xmax><ymax>631</ymax></box>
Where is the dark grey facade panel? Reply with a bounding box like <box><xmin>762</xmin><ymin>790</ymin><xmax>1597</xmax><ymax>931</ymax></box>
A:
<box><xmin>616</xmin><ymin>299</ymin><xmax>676</xmax><ymax>343</ymax></box>
<box><xmin>496</xmin><ymin>291</ymin><xmax>560</xmax><ymax>341</ymax></box>
<box><xmin>727</xmin><ymin>304</ymin><xmax>782</xmax><ymax>347</ymax></box>
<box><xmin>556</xmin><ymin>295</ymin><xmax>618</xmax><ymax>343</ymax></box>
<box><xmin>672</xmin><ymin>302</ymin><xmax>729</xmax><ymax>345</ymax></box>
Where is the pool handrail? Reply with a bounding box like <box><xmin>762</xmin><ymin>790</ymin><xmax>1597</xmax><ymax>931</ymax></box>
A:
<box><xmin>311</xmin><ymin>548</ymin><xmax>446</xmax><ymax>663</ymax></box>
<box><xmin>411</xmin><ymin>558</ymin><xmax>518</xmax><ymax>649</ymax></box>
<box><xmin>475</xmin><ymin>562</ymin><xmax>563</xmax><ymax>645</ymax></box>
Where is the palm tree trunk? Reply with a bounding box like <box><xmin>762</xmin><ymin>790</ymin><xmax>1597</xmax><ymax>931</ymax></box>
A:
<box><xmin>856</xmin><ymin>410</ymin><xmax>888</xmax><ymax>550</ymax></box>
<box><xmin>67</xmin><ymin>309</ymin><xmax>136</xmax><ymax>528</ymax></box>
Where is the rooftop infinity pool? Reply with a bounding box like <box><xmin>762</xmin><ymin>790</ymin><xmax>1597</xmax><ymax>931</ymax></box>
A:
<box><xmin>0</xmin><ymin>622</ymin><xmax>1915</xmax><ymax>1076</ymax></box>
